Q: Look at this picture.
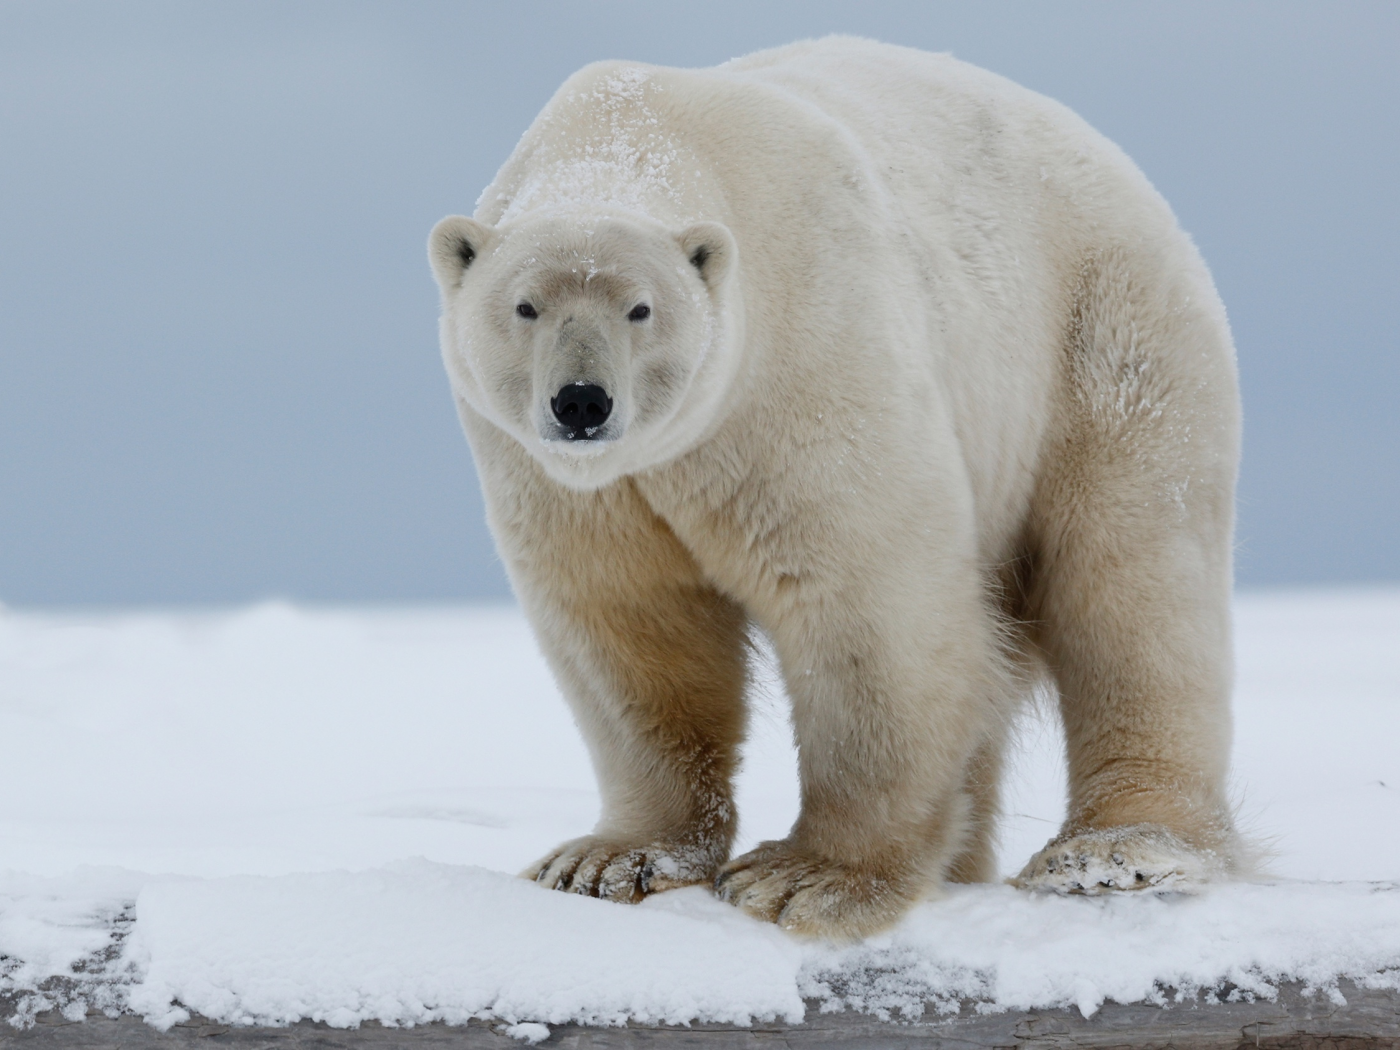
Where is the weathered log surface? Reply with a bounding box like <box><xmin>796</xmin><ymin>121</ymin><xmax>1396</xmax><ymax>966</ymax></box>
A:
<box><xmin>3</xmin><ymin>981</ymin><xmax>1398</xmax><ymax>1049</ymax></box>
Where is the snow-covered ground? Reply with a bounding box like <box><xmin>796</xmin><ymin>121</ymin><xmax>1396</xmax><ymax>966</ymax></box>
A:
<box><xmin>1</xmin><ymin>588</ymin><xmax>1397</xmax><ymax>1033</ymax></box>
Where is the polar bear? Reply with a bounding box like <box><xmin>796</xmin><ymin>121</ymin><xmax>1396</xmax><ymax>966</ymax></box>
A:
<box><xmin>428</xmin><ymin>37</ymin><xmax>1242</xmax><ymax>938</ymax></box>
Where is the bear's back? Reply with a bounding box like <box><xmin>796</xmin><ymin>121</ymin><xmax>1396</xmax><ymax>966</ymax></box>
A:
<box><xmin>482</xmin><ymin>36</ymin><xmax>1170</xmax><ymax>274</ymax></box>
<box><xmin>716</xmin><ymin>37</ymin><xmax>1167</xmax><ymax>242</ymax></box>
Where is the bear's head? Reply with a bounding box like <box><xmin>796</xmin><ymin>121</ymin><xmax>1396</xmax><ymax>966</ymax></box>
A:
<box><xmin>429</xmin><ymin>212</ymin><xmax>742</xmax><ymax>490</ymax></box>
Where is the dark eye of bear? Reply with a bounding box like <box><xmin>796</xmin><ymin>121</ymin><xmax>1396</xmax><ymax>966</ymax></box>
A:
<box><xmin>516</xmin><ymin>302</ymin><xmax>538</xmax><ymax>319</ymax></box>
<box><xmin>628</xmin><ymin>303</ymin><xmax>651</xmax><ymax>321</ymax></box>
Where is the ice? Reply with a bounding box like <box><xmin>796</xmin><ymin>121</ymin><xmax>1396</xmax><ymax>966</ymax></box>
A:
<box><xmin>1</xmin><ymin>588</ymin><xmax>1397</xmax><ymax>1029</ymax></box>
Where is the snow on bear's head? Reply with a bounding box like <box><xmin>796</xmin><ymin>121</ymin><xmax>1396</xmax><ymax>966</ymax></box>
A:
<box><xmin>429</xmin><ymin>211</ymin><xmax>742</xmax><ymax>490</ymax></box>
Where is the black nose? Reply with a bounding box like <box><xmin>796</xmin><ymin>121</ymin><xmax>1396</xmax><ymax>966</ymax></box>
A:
<box><xmin>550</xmin><ymin>383</ymin><xmax>613</xmax><ymax>438</ymax></box>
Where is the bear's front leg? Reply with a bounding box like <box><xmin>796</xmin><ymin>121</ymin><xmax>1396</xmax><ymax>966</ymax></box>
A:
<box><xmin>515</xmin><ymin>544</ymin><xmax>748</xmax><ymax>900</ymax></box>
<box><xmin>715</xmin><ymin>571</ymin><xmax>1010</xmax><ymax>939</ymax></box>
<box><xmin>475</xmin><ymin>434</ymin><xmax>750</xmax><ymax>904</ymax></box>
<box><xmin>515</xmin><ymin>544</ymin><xmax>748</xmax><ymax>899</ymax></box>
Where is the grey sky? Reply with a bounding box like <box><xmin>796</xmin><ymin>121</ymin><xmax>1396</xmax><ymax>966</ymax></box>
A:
<box><xmin>1</xmin><ymin>1</ymin><xmax>1395</xmax><ymax>605</ymax></box>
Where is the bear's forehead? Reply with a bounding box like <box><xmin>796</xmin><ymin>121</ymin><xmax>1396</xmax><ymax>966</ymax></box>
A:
<box><xmin>520</xmin><ymin>265</ymin><xmax>641</xmax><ymax>303</ymax></box>
<box><xmin>499</xmin><ymin>226</ymin><xmax>661</xmax><ymax>299</ymax></box>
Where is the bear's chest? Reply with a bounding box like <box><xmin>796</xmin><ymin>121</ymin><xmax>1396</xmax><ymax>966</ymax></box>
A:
<box><xmin>632</xmin><ymin>453</ymin><xmax>816</xmax><ymax>611</ymax></box>
<box><xmin>632</xmin><ymin>428</ymin><xmax>899</xmax><ymax>620</ymax></box>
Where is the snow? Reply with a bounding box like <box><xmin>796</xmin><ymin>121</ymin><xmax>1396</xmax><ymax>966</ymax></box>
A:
<box><xmin>1</xmin><ymin>588</ymin><xmax>1398</xmax><ymax>1031</ymax></box>
<box><xmin>124</xmin><ymin>864</ymin><xmax>803</xmax><ymax>1031</ymax></box>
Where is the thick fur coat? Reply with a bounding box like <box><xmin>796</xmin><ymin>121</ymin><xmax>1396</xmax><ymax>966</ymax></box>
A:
<box><xmin>429</xmin><ymin>37</ymin><xmax>1242</xmax><ymax>938</ymax></box>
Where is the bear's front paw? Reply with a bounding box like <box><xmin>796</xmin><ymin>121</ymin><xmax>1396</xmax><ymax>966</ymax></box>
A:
<box><xmin>714</xmin><ymin>839</ymin><xmax>917</xmax><ymax>939</ymax></box>
<box><xmin>522</xmin><ymin>836</ymin><xmax>720</xmax><ymax>903</ymax></box>
<box><xmin>1011</xmin><ymin>824</ymin><xmax>1223</xmax><ymax>894</ymax></box>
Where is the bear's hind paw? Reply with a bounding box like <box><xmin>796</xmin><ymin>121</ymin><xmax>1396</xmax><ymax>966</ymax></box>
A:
<box><xmin>1011</xmin><ymin>825</ymin><xmax>1225</xmax><ymax>895</ymax></box>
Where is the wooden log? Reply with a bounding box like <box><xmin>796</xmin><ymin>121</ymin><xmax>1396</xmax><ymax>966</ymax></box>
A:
<box><xmin>3</xmin><ymin>981</ymin><xmax>1398</xmax><ymax>1049</ymax></box>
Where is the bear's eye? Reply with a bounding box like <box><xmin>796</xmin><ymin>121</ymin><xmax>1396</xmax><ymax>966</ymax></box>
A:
<box><xmin>516</xmin><ymin>302</ymin><xmax>538</xmax><ymax>319</ymax></box>
<box><xmin>627</xmin><ymin>303</ymin><xmax>651</xmax><ymax>322</ymax></box>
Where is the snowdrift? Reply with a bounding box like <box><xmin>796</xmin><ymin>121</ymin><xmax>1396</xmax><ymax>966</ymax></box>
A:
<box><xmin>1</xmin><ymin>590</ymin><xmax>1397</xmax><ymax>1032</ymax></box>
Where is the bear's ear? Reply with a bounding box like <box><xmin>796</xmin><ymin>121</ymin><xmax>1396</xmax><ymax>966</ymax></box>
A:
<box><xmin>676</xmin><ymin>221</ymin><xmax>736</xmax><ymax>289</ymax></box>
<box><xmin>428</xmin><ymin>215</ymin><xmax>497</xmax><ymax>293</ymax></box>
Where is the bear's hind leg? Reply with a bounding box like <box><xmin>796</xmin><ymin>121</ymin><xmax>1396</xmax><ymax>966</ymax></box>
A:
<box><xmin>945</xmin><ymin>727</ymin><xmax>1009</xmax><ymax>884</ymax></box>
<box><xmin>1013</xmin><ymin>243</ymin><xmax>1242</xmax><ymax>893</ymax></box>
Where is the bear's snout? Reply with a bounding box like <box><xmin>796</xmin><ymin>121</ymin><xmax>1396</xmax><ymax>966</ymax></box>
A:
<box><xmin>550</xmin><ymin>383</ymin><xmax>613</xmax><ymax>440</ymax></box>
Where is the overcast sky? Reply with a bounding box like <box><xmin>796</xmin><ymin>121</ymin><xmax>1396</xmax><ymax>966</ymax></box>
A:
<box><xmin>1</xmin><ymin>1</ymin><xmax>1395</xmax><ymax>606</ymax></box>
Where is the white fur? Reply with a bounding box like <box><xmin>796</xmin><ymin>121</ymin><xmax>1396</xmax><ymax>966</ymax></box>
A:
<box><xmin>430</xmin><ymin>37</ymin><xmax>1242</xmax><ymax>938</ymax></box>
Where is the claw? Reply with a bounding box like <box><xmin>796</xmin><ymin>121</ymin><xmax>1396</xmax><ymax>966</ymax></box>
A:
<box><xmin>525</xmin><ymin>838</ymin><xmax>720</xmax><ymax>904</ymax></box>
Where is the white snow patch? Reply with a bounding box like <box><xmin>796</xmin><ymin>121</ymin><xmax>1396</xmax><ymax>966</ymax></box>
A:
<box><xmin>0</xmin><ymin>588</ymin><xmax>1397</xmax><ymax>1029</ymax></box>
<box><xmin>504</xmin><ymin>1021</ymin><xmax>550</xmax><ymax>1043</ymax></box>
<box><xmin>113</xmin><ymin>870</ymin><xmax>1400</xmax><ymax>1030</ymax></box>
<box><xmin>123</xmin><ymin>865</ymin><xmax>803</xmax><ymax>1031</ymax></box>
<box><xmin>800</xmin><ymin>881</ymin><xmax>1400</xmax><ymax>1020</ymax></box>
